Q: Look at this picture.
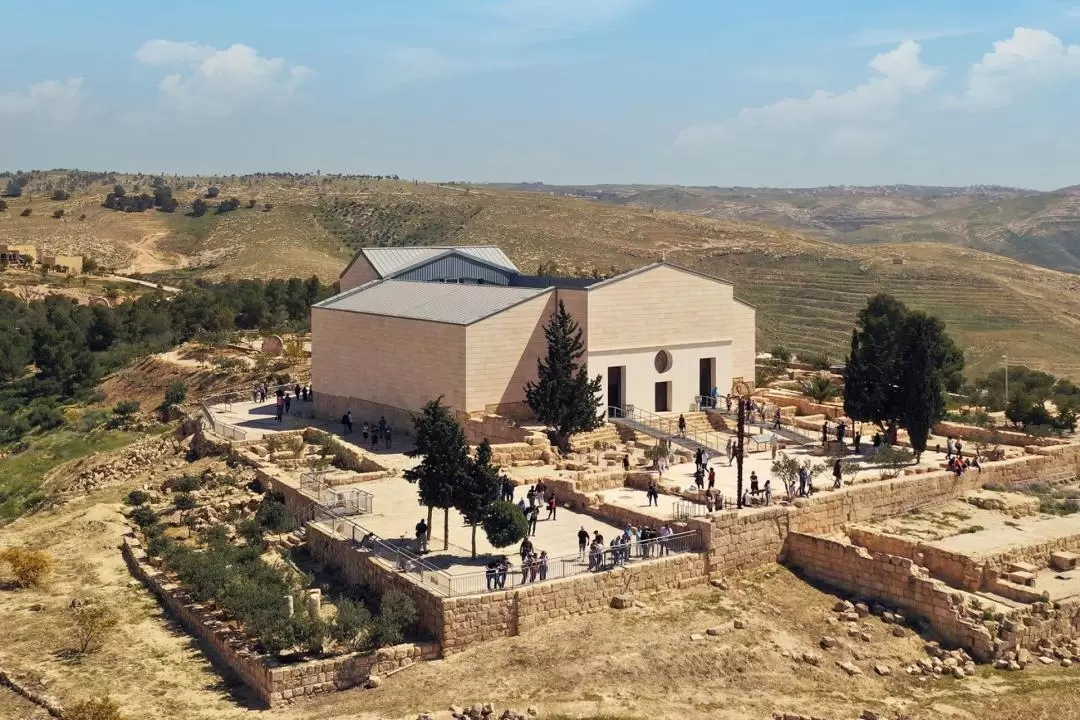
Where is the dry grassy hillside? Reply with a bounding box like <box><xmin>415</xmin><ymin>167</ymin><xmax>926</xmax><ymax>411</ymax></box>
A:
<box><xmin>4</xmin><ymin>171</ymin><xmax>1080</xmax><ymax>378</ymax></box>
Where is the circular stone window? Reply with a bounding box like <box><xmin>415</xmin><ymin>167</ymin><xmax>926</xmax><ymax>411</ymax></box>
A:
<box><xmin>654</xmin><ymin>349</ymin><xmax>673</xmax><ymax>374</ymax></box>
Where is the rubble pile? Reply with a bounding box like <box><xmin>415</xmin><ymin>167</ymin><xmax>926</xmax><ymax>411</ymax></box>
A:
<box><xmin>59</xmin><ymin>437</ymin><xmax>183</xmax><ymax>495</ymax></box>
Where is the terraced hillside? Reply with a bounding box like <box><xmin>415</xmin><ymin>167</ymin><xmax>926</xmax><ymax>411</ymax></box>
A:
<box><xmin>495</xmin><ymin>182</ymin><xmax>1080</xmax><ymax>275</ymax></box>
<box><xmin>5</xmin><ymin>171</ymin><xmax>1080</xmax><ymax>378</ymax></box>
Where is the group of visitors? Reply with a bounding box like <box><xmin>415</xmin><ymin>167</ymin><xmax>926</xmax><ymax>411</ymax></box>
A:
<box><xmin>947</xmin><ymin>455</ymin><xmax>981</xmax><ymax>477</ymax></box>
<box><xmin>515</xmin><ymin>537</ymin><xmax>550</xmax><ymax>584</ymax></box>
<box><xmin>578</xmin><ymin>523</ymin><xmax>677</xmax><ymax>572</ymax></box>
<box><xmin>340</xmin><ymin>413</ymin><xmax>393</xmax><ymax>450</ymax></box>
<box><xmin>820</xmin><ymin>419</ymin><xmax>863</xmax><ymax>452</ymax></box>
<box><xmin>253</xmin><ymin>382</ymin><xmax>312</xmax><ymax>422</ymax></box>
<box><xmin>516</xmin><ymin>480</ymin><xmax>557</xmax><ymax>534</ymax></box>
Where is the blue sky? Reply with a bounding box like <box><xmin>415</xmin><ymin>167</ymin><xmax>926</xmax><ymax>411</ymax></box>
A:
<box><xmin>2</xmin><ymin>0</ymin><xmax>1080</xmax><ymax>189</ymax></box>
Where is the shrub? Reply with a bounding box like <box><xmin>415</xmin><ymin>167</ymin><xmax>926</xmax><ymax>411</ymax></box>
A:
<box><xmin>330</xmin><ymin>598</ymin><xmax>372</xmax><ymax>650</ymax></box>
<box><xmin>128</xmin><ymin>505</ymin><xmax>158</xmax><ymax>528</ymax></box>
<box><xmin>0</xmin><ymin>199</ymin><xmax>7</xmax><ymax>211</ymax></box>
<box><xmin>246</xmin><ymin>198</ymin><xmax>257</xmax><ymax>208</ymax></box>
<box><xmin>205</xmin><ymin>185</ymin><xmax>220</xmax><ymax>198</ymax></box>
<box><xmin>70</xmin><ymin>601</ymin><xmax>119</xmax><ymax>654</ymax></box>
<box><xmin>124</xmin><ymin>489</ymin><xmax>149</xmax><ymax>506</ymax></box>
<box><xmin>20</xmin><ymin>208</ymin><xmax>31</xmax><ymax>217</ymax></box>
<box><xmin>166</xmin><ymin>474</ymin><xmax>203</xmax><ymax>493</ymax></box>
<box><xmin>237</xmin><ymin>518</ymin><xmax>266</xmax><ymax>547</ymax></box>
<box><xmin>52</xmin><ymin>208</ymin><xmax>65</xmax><ymax>219</ymax></box>
<box><xmin>255</xmin><ymin>492</ymin><xmax>296</xmax><ymax>533</ymax></box>
<box><xmin>801</xmin><ymin>373</ymin><xmax>840</xmax><ymax>403</ymax></box>
<box><xmin>0</xmin><ymin>547</ymin><xmax>54</xmax><ymax>587</ymax></box>
<box><xmin>872</xmin><ymin>445</ymin><xmax>914</xmax><ymax>480</ymax></box>
<box><xmin>66</xmin><ymin>697</ymin><xmax>125</xmax><ymax>720</ymax></box>
<box><xmin>372</xmin><ymin>590</ymin><xmax>417</xmax><ymax>648</ymax></box>
<box><xmin>146</xmin><ymin>533</ymin><xmax>172</xmax><ymax>557</ymax></box>
<box><xmin>26</xmin><ymin>402</ymin><xmax>65</xmax><ymax>431</ymax></box>
<box><xmin>114</xmin><ymin>399</ymin><xmax>140</xmax><ymax>417</ymax></box>
<box><xmin>173</xmin><ymin>492</ymin><xmax>197</xmax><ymax>512</ymax></box>
<box><xmin>481</xmin><ymin>501</ymin><xmax>529</xmax><ymax>549</ymax></box>
<box><xmin>263</xmin><ymin>202</ymin><xmax>273</xmax><ymax>212</ymax></box>
<box><xmin>51</xmin><ymin>189</ymin><xmax>71</xmax><ymax>201</ymax></box>
<box><xmin>190</xmin><ymin>198</ymin><xmax>208</xmax><ymax>217</ymax></box>
<box><xmin>164</xmin><ymin>381</ymin><xmax>187</xmax><ymax>406</ymax></box>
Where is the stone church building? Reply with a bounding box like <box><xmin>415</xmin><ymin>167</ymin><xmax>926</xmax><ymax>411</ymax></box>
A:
<box><xmin>311</xmin><ymin>246</ymin><xmax>755</xmax><ymax>428</ymax></box>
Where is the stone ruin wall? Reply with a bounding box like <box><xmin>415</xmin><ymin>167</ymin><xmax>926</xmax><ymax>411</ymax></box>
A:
<box><xmin>122</xmin><ymin>535</ymin><xmax>438</xmax><ymax>706</ymax></box>
<box><xmin>782</xmin><ymin>532</ymin><xmax>1080</xmax><ymax>663</ymax></box>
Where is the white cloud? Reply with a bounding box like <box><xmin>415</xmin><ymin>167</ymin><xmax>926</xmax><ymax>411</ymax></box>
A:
<box><xmin>0</xmin><ymin>77</ymin><xmax>82</xmax><ymax>118</ymax></box>
<box><xmin>678</xmin><ymin>41</ymin><xmax>938</xmax><ymax>149</ymax></box>
<box><xmin>135</xmin><ymin>40</ymin><xmax>312</xmax><ymax>116</ymax></box>
<box><xmin>847</xmin><ymin>27</ymin><xmax>985</xmax><ymax>48</ymax></box>
<box><xmin>947</xmin><ymin>27</ymin><xmax>1080</xmax><ymax>109</ymax></box>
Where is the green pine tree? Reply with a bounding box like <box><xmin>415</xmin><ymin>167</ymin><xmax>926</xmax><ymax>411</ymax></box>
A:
<box><xmin>524</xmin><ymin>300</ymin><xmax>603</xmax><ymax>450</ymax></box>
<box><xmin>898</xmin><ymin>312</ymin><xmax>947</xmax><ymax>460</ymax></box>
<box><xmin>454</xmin><ymin>439</ymin><xmax>502</xmax><ymax>557</ymax></box>
<box><xmin>404</xmin><ymin>398</ymin><xmax>470</xmax><ymax>551</ymax></box>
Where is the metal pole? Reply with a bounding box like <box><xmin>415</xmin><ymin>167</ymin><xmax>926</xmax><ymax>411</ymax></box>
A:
<box><xmin>736</xmin><ymin>396</ymin><xmax>746</xmax><ymax>509</ymax></box>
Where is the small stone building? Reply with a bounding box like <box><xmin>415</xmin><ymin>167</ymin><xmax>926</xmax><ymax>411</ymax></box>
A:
<box><xmin>311</xmin><ymin>246</ymin><xmax>755</xmax><ymax>428</ymax></box>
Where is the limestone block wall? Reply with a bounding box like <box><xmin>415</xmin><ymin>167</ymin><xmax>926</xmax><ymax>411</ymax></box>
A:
<box><xmin>846</xmin><ymin>527</ymin><xmax>983</xmax><ymax>591</ymax></box>
<box><xmin>439</xmin><ymin>552</ymin><xmax>706</xmax><ymax>655</ymax></box>
<box><xmin>305</xmin><ymin>523</ymin><xmax>447</xmax><ymax>641</ymax></box>
<box><xmin>932</xmin><ymin>420</ymin><xmax>1068</xmax><ymax>448</ymax></box>
<box><xmin>122</xmin><ymin>536</ymin><xmax>438</xmax><ymax>705</ymax></box>
<box><xmin>460</xmin><ymin>413</ymin><xmax>533</xmax><ymax>445</ymax></box>
<box><xmin>783</xmin><ymin>532</ymin><xmax>997</xmax><ymax>661</ymax></box>
<box><xmin>708</xmin><ymin>507</ymin><xmax>794</xmax><ymax>575</ymax></box>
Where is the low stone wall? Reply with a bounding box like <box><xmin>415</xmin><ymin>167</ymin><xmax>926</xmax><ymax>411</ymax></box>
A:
<box><xmin>756</xmin><ymin>391</ymin><xmax>844</xmax><ymax>419</ymax></box>
<box><xmin>783</xmin><ymin>532</ymin><xmax>1080</xmax><ymax>662</ymax></box>
<box><xmin>782</xmin><ymin>532</ymin><xmax>997</xmax><ymax>661</ymax></box>
<box><xmin>461</xmin><ymin>413</ymin><xmax>533</xmax><ymax>445</ymax></box>
<box><xmin>846</xmin><ymin>527</ymin><xmax>982</xmax><ymax>591</ymax></box>
<box><xmin>439</xmin><ymin>551</ymin><xmax>707</xmax><ymax>655</ymax></box>
<box><xmin>122</xmin><ymin>535</ymin><xmax>438</xmax><ymax>705</ymax></box>
<box><xmin>933</xmin><ymin>420</ymin><xmax>1067</xmax><ymax>448</ymax></box>
<box><xmin>301</xmin><ymin>428</ymin><xmax>388</xmax><ymax>473</ymax></box>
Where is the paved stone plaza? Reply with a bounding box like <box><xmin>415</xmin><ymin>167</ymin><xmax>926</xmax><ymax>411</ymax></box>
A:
<box><xmin>333</xmin><ymin>474</ymin><xmax>635</xmax><ymax>576</ymax></box>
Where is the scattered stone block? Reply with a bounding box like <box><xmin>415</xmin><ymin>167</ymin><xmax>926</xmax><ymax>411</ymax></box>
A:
<box><xmin>1039</xmin><ymin>656</ymin><xmax>1055</xmax><ymax>664</ymax></box>
<box><xmin>1008</xmin><ymin>561</ymin><xmax>1038</xmax><ymax>574</ymax></box>
<box><xmin>706</xmin><ymin>627</ymin><xmax>722</xmax><ymax>636</ymax></box>
<box><xmin>820</xmin><ymin>636</ymin><xmax>838</xmax><ymax>649</ymax></box>
<box><xmin>834</xmin><ymin>600</ymin><xmax>854</xmax><ymax>613</ymax></box>
<box><xmin>610</xmin><ymin>594</ymin><xmax>634</xmax><ymax>609</ymax></box>
<box><xmin>733</xmin><ymin>619</ymin><xmax>746</xmax><ymax>629</ymax></box>
<box><xmin>1051</xmin><ymin>551</ymin><xmax>1080</xmax><ymax>572</ymax></box>
<box><xmin>874</xmin><ymin>665</ymin><xmax>891</xmax><ymax>676</ymax></box>
<box><xmin>952</xmin><ymin>666</ymin><xmax>966</xmax><ymax>679</ymax></box>
<box><xmin>1006</xmin><ymin>570</ymin><xmax>1037</xmax><ymax>587</ymax></box>
<box><xmin>690</xmin><ymin>633</ymin><xmax>705</xmax><ymax>642</ymax></box>
<box><xmin>837</xmin><ymin>661</ymin><xmax>862</xmax><ymax>676</ymax></box>
<box><xmin>891</xmin><ymin>626</ymin><xmax>906</xmax><ymax>638</ymax></box>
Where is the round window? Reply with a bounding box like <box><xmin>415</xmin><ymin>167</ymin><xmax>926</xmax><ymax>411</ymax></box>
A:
<box><xmin>654</xmin><ymin>350</ymin><xmax>672</xmax><ymax>374</ymax></box>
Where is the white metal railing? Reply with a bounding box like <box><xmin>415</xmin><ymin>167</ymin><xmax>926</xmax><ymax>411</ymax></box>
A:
<box><xmin>609</xmin><ymin>405</ymin><xmax>728</xmax><ymax>454</ymax></box>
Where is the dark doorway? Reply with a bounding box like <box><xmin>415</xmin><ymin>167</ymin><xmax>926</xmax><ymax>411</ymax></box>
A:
<box><xmin>699</xmin><ymin>357</ymin><xmax>716</xmax><ymax>401</ymax></box>
<box><xmin>654</xmin><ymin>381</ymin><xmax>671</xmax><ymax>413</ymax></box>
<box><xmin>607</xmin><ymin>366</ymin><xmax>625</xmax><ymax>417</ymax></box>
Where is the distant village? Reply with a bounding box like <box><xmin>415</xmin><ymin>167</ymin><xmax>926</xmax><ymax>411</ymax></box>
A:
<box><xmin>0</xmin><ymin>244</ymin><xmax>84</xmax><ymax>274</ymax></box>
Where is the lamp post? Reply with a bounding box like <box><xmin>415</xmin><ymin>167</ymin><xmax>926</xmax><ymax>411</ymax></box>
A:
<box><xmin>1002</xmin><ymin>353</ymin><xmax>1009</xmax><ymax>408</ymax></box>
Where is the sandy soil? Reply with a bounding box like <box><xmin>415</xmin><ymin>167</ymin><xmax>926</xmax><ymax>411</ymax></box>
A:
<box><xmin>119</xmin><ymin>231</ymin><xmax>191</xmax><ymax>275</ymax></box>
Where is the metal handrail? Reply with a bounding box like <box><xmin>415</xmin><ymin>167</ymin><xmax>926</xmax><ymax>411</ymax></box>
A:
<box><xmin>609</xmin><ymin>405</ymin><xmax>729</xmax><ymax>455</ymax></box>
<box><xmin>444</xmin><ymin>530</ymin><xmax>702</xmax><ymax>595</ymax></box>
<box><xmin>693</xmin><ymin>395</ymin><xmax>818</xmax><ymax>444</ymax></box>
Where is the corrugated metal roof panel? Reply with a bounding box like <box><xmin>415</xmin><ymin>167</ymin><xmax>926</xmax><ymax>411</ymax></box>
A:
<box><xmin>361</xmin><ymin>246</ymin><xmax>518</xmax><ymax>277</ymax></box>
<box><xmin>315</xmin><ymin>280</ymin><xmax>550</xmax><ymax>325</ymax></box>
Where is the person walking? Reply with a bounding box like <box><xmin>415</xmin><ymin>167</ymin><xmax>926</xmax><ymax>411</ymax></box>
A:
<box><xmin>538</xmin><ymin>551</ymin><xmax>549</xmax><ymax>581</ymax></box>
<box><xmin>833</xmin><ymin>458</ymin><xmax>843</xmax><ymax>489</ymax></box>
<box><xmin>519</xmin><ymin>536</ymin><xmax>534</xmax><ymax>566</ymax></box>
<box><xmin>707</xmin><ymin>466</ymin><xmax>716</xmax><ymax>492</ymax></box>
<box><xmin>821</xmin><ymin>420</ymin><xmax>829</xmax><ymax>446</ymax></box>
<box><xmin>764</xmin><ymin>479</ymin><xmax>772</xmax><ymax>506</ymax></box>
<box><xmin>773</xmin><ymin>407</ymin><xmax>782</xmax><ymax>430</ymax></box>
<box><xmin>485</xmin><ymin>560</ymin><xmax>498</xmax><ymax>591</ymax></box>
<box><xmin>501</xmin><ymin>477</ymin><xmax>515</xmax><ymax>502</ymax></box>
<box><xmin>694</xmin><ymin>465</ymin><xmax>705</xmax><ymax>492</ymax></box>
<box><xmin>647</xmin><ymin>479</ymin><xmax>659</xmax><ymax>507</ymax></box>
<box><xmin>370</xmin><ymin>425</ymin><xmax>379</xmax><ymax>450</ymax></box>
<box><xmin>342</xmin><ymin>411</ymin><xmax>353</xmax><ymax>435</ymax></box>
<box><xmin>384</xmin><ymin>424</ymin><xmax>392</xmax><ymax>449</ymax></box>
<box><xmin>528</xmin><ymin>506</ymin><xmax>539</xmax><ymax>535</ymax></box>
<box><xmin>546</xmin><ymin>493</ymin><xmax>557</xmax><ymax>520</ymax></box>
<box><xmin>275</xmin><ymin>394</ymin><xmax>284</xmax><ymax>422</ymax></box>
<box><xmin>577</xmin><ymin>526</ymin><xmax>589</xmax><ymax>560</ymax></box>
<box><xmin>678</xmin><ymin>414</ymin><xmax>687</xmax><ymax>437</ymax></box>
<box><xmin>726</xmin><ymin>438</ymin><xmax>734</xmax><ymax>467</ymax></box>
<box><xmin>415</xmin><ymin>518</ymin><xmax>429</xmax><ymax>553</ymax></box>
<box><xmin>694</xmin><ymin>447</ymin><xmax>704</xmax><ymax>473</ymax></box>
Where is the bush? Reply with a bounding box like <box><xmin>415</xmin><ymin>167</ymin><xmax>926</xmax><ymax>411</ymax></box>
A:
<box><xmin>255</xmin><ymin>492</ymin><xmax>296</xmax><ymax>533</ymax></box>
<box><xmin>190</xmin><ymin>198</ymin><xmax>208</xmax><ymax>216</ymax></box>
<box><xmin>247</xmin><ymin>198</ymin><xmax>257</xmax><ymax>208</ymax></box>
<box><xmin>0</xmin><ymin>199</ymin><xmax>6</xmax><ymax>211</ymax></box>
<box><xmin>66</xmin><ymin>697</ymin><xmax>125</xmax><ymax>720</ymax></box>
<box><xmin>129</xmin><ymin>505</ymin><xmax>158</xmax><ymax>528</ymax></box>
<box><xmin>26</xmin><ymin>402</ymin><xmax>65</xmax><ymax>431</ymax></box>
<box><xmin>20</xmin><ymin>208</ymin><xmax>31</xmax><ymax>217</ymax></box>
<box><xmin>237</xmin><ymin>518</ymin><xmax>266</xmax><ymax>547</ymax></box>
<box><xmin>263</xmin><ymin>202</ymin><xmax>273</xmax><ymax>212</ymax></box>
<box><xmin>146</xmin><ymin>534</ymin><xmax>172</xmax><ymax>557</ymax></box>
<box><xmin>173</xmin><ymin>492</ymin><xmax>197</xmax><ymax>512</ymax></box>
<box><xmin>372</xmin><ymin>590</ymin><xmax>417</xmax><ymax>648</ymax></box>
<box><xmin>114</xmin><ymin>399</ymin><xmax>140</xmax><ymax>417</ymax></box>
<box><xmin>481</xmin><ymin>501</ymin><xmax>529</xmax><ymax>549</ymax></box>
<box><xmin>0</xmin><ymin>547</ymin><xmax>54</xmax><ymax>587</ymax></box>
<box><xmin>51</xmin><ymin>189</ymin><xmax>70</xmax><ymax>201</ymax></box>
<box><xmin>164</xmin><ymin>381</ymin><xmax>187</xmax><ymax>406</ymax></box>
<box><xmin>205</xmin><ymin>185</ymin><xmax>220</xmax><ymax>198</ymax></box>
<box><xmin>330</xmin><ymin>598</ymin><xmax>372</xmax><ymax>650</ymax></box>
<box><xmin>70</xmin><ymin>601</ymin><xmax>118</xmax><ymax>654</ymax></box>
<box><xmin>124</xmin><ymin>489</ymin><xmax>149</xmax><ymax>506</ymax></box>
<box><xmin>166</xmin><ymin>474</ymin><xmax>202</xmax><ymax>493</ymax></box>
<box><xmin>872</xmin><ymin>445</ymin><xmax>914</xmax><ymax>479</ymax></box>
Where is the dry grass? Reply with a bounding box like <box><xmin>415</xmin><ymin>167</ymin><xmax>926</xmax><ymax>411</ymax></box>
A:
<box><xmin>6</xmin><ymin>172</ymin><xmax>1080</xmax><ymax>377</ymax></box>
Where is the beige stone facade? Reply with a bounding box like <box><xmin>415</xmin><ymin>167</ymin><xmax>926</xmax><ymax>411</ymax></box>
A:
<box><xmin>312</xmin><ymin>249</ymin><xmax>757</xmax><ymax>427</ymax></box>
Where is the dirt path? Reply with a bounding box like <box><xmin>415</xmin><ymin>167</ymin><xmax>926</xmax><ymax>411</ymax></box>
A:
<box><xmin>120</xmin><ymin>231</ymin><xmax>189</xmax><ymax>275</ymax></box>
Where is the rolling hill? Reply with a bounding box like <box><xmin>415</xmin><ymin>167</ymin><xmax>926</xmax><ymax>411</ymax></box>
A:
<box><xmin>493</xmin><ymin>183</ymin><xmax>1080</xmax><ymax>275</ymax></box>
<box><xmin>4</xmin><ymin>171</ymin><xmax>1080</xmax><ymax>379</ymax></box>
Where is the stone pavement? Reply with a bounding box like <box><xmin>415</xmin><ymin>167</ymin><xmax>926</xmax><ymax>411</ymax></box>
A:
<box><xmin>340</xmin><ymin>475</ymin><xmax>628</xmax><ymax>576</ymax></box>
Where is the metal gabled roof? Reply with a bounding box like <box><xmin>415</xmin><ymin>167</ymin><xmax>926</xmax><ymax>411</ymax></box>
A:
<box><xmin>313</xmin><ymin>279</ymin><xmax>551</xmax><ymax>325</ymax></box>
<box><xmin>347</xmin><ymin>246</ymin><xmax>519</xmax><ymax>279</ymax></box>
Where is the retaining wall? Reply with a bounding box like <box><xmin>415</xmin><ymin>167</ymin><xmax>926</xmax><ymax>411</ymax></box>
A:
<box><xmin>122</xmin><ymin>535</ymin><xmax>438</xmax><ymax>706</ymax></box>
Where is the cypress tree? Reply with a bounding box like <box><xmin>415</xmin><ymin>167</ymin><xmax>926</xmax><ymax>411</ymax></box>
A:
<box><xmin>524</xmin><ymin>300</ymin><xmax>603</xmax><ymax>450</ymax></box>
<box><xmin>898</xmin><ymin>312</ymin><xmax>947</xmax><ymax>461</ymax></box>
<box><xmin>404</xmin><ymin>398</ymin><xmax>469</xmax><ymax>551</ymax></box>
<box><xmin>455</xmin><ymin>439</ymin><xmax>502</xmax><ymax>557</ymax></box>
